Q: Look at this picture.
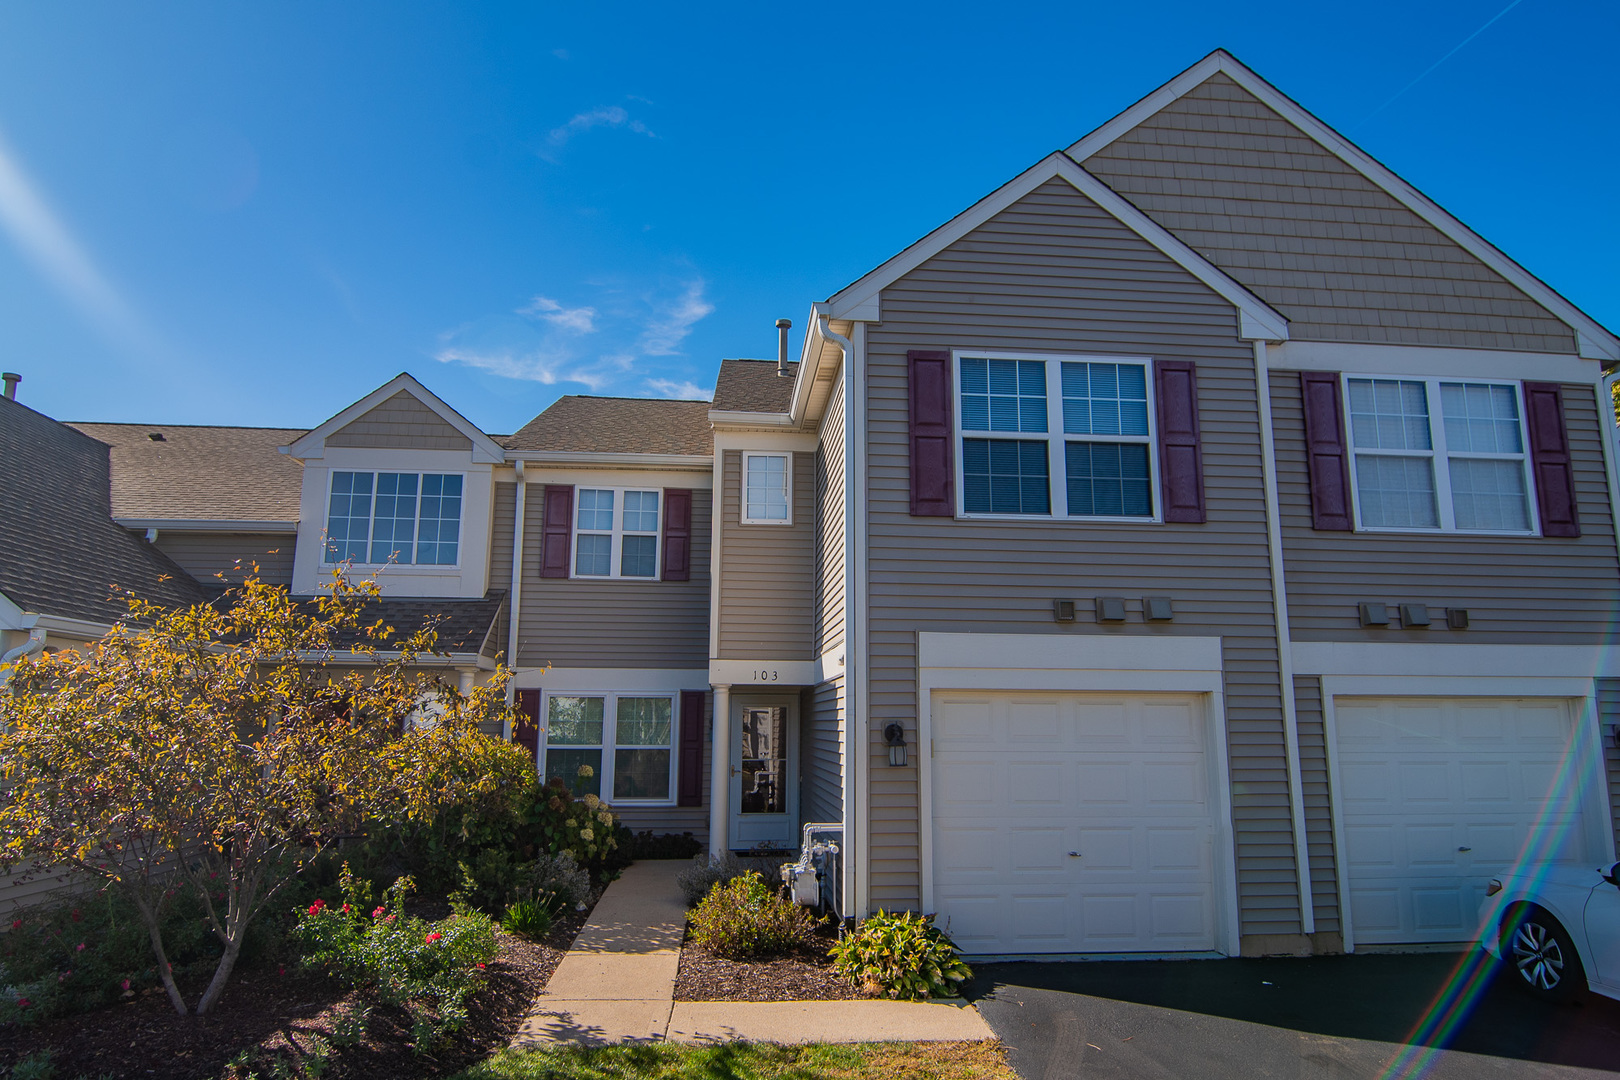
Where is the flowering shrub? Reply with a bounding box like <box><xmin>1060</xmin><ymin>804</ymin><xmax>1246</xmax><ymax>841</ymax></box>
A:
<box><xmin>528</xmin><ymin>776</ymin><xmax>620</xmax><ymax>865</ymax></box>
<box><xmin>687</xmin><ymin>872</ymin><xmax>820</xmax><ymax>960</ymax></box>
<box><xmin>829</xmin><ymin>910</ymin><xmax>972</xmax><ymax>1001</ymax></box>
<box><xmin>292</xmin><ymin>869</ymin><xmax>498</xmax><ymax>1050</ymax></box>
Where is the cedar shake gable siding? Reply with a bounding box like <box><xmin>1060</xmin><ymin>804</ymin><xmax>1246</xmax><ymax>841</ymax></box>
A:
<box><xmin>1080</xmin><ymin>72</ymin><xmax>1575</xmax><ymax>353</ymax></box>
<box><xmin>505</xmin><ymin>397</ymin><xmax>713</xmax><ymax>456</ymax></box>
<box><xmin>326</xmin><ymin>391</ymin><xmax>473</xmax><ymax>451</ymax></box>
<box><xmin>1270</xmin><ymin>371</ymin><xmax>1620</xmax><ymax>644</ymax></box>
<box><xmin>863</xmin><ymin>177</ymin><xmax>1301</xmax><ymax>936</ymax></box>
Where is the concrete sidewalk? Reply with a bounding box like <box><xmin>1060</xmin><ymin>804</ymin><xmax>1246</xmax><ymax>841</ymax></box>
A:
<box><xmin>511</xmin><ymin>860</ymin><xmax>994</xmax><ymax>1047</ymax></box>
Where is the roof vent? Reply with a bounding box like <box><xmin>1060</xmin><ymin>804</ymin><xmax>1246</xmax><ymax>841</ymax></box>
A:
<box><xmin>1</xmin><ymin>372</ymin><xmax>18</xmax><ymax>401</ymax></box>
<box><xmin>148</xmin><ymin>432</ymin><xmax>166</xmax><ymax>442</ymax></box>
<box><xmin>775</xmin><ymin>319</ymin><xmax>792</xmax><ymax>377</ymax></box>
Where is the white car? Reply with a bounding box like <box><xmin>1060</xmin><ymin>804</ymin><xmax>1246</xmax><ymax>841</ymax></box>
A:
<box><xmin>1478</xmin><ymin>861</ymin><xmax>1620</xmax><ymax>1002</ymax></box>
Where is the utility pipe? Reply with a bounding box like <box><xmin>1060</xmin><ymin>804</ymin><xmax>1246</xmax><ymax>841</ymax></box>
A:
<box><xmin>504</xmin><ymin>459</ymin><xmax>526</xmax><ymax>738</ymax></box>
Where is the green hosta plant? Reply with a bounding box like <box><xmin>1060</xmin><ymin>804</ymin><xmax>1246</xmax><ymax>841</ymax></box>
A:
<box><xmin>830</xmin><ymin>910</ymin><xmax>972</xmax><ymax>1001</ymax></box>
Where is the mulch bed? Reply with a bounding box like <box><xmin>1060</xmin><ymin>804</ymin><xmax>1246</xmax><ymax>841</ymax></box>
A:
<box><xmin>673</xmin><ymin>923</ymin><xmax>863</xmax><ymax>1002</ymax></box>
<box><xmin>0</xmin><ymin>896</ymin><xmax>595</xmax><ymax>1080</ymax></box>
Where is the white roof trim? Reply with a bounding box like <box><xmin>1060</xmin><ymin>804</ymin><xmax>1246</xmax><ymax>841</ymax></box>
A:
<box><xmin>504</xmin><ymin>451</ymin><xmax>713</xmax><ymax>467</ymax></box>
<box><xmin>1067</xmin><ymin>49</ymin><xmax>1620</xmax><ymax>362</ymax></box>
<box><xmin>706</xmin><ymin>409</ymin><xmax>795</xmax><ymax>427</ymax></box>
<box><xmin>281</xmin><ymin>373</ymin><xmax>508</xmax><ymax>463</ymax></box>
<box><xmin>115</xmin><ymin>518</ymin><xmax>299</xmax><ymax>533</ymax></box>
<box><xmin>825</xmin><ymin>153</ymin><xmax>1289</xmax><ymax>342</ymax></box>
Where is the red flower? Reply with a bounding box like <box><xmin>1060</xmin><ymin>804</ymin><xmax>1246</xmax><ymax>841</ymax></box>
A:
<box><xmin>76</xmin><ymin>942</ymin><xmax>86</xmax><ymax>952</ymax></box>
<box><xmin>476</xmin><ymin>962</ymin><xmax>486</xmax><ymax>970</ymax></box>
<box><xmin>308</xmin><ymin>899</ymin><xmax>326</xmax><ymax>916</ymax></box>
<box><xmin>372</xmin><ymin>906</ymin><xmax>386</xmax><ymax>918</ymax></box>
<box><xmin>340</xmin><ymin>904</ymin><xmax>351</xmax><ymax>914</ymax></box>
<box><xmin>121</xmin><ymin>979</ymin><xmax>130</xmax><ymax>991</ymax></box>
<box><xmin>425</xmin><ymin>932</ymin><xmax>442</xmax><ymax>944</ymax></box>
<box><xmin>9</xmin><ymin>920</ymin><xmax>19</xmax><ymax>932</ymax></box>
<box><xmin>16</xmin><ymin>998</ymin><xmax>28</xmax><ymax>1008</ymax></box>
<box><xmin>278</xmin><ymin>966</ymin><xmax>285</xmax><ymax>977</ymax></box>
<box><xmin>70</xmin><ymin>909</ymin><xmax>81</xmax><ymax>922</ymax></box>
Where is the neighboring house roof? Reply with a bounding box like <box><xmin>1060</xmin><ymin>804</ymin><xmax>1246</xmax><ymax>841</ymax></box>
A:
<box><xmin>504</xmin><ymin>396</ymin><xmax>714</xmax><ymax>456</ymax></box>
<box><xmin>0</xmin><ymin>397</ymin><xmax>207</xmax><ymax>626</ymax></box>
<box><xmin>711</xmin><ymin>359</ymin><xmax>801</xmax><ymax>414</ymax></box>
<box><xmin>65</xmin><ymin>422</ymin><xmax>306</xmax><ymax>526</ymax></box>
<box><xmin>311</xmin><ymin>590</ymin><xmax>506</xmax><ymax>654</ymax></box>
<box><xmin>1069</xmin><ymin>49</ymin><xmax>1618</xmax><ymax>361</ymax></box>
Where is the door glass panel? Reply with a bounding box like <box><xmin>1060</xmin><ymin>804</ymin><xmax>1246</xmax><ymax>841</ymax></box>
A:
<box><xmin>739</xmin><ymin>706</ymin><xmax>786</xmax><ymax>815</ymax></box>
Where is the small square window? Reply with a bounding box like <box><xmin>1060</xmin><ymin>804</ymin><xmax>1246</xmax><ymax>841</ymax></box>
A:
<box><xmin>742</xmin><ymin>453</ymin><xmax>792</xmax><ymax>524</ymax></box>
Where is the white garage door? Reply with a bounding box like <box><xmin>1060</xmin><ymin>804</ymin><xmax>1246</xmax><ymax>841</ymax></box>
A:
<box><xmin>931</xmin><ymin>691</ymin><xmax>1217</xmax><ymax>955</ymax></box>
<box><xmin>1336</xmin><ymin>696</ymin><xmax>1591</xmax><ymax>946</ymax></box>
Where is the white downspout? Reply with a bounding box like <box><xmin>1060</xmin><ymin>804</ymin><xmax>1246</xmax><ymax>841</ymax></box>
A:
<box><xmin>821</xmin><ymin>315</ymin><xmax>866</xmax><ymax>919</ymax></box>
<box><xmin>1254</xmin><ymin>340</ymin><xmax>1315</xmax><ymax>938</ymax></box>
<box><xmin>0</xmin><ymin>628</ymin><xmax>46</xmax><ymax>686</ymax></box>
<box><xmin>504</xmin><ymin>460</ymin><xmax>526</xmax><ymax>735</ymax></box>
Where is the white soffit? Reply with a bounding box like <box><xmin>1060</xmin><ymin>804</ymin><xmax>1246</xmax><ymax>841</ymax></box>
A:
<box><xmin>825</xmin><ymin>154</ymin><xmax>1289</xmax><ymax>341</ymax></box>
<box><xmin>282</xmin><ymin>372</ymin><xmax>508</xmax><ymax>463</ymax></box>
<box><xmin>1067</xmin><ymin>50</ymin><xmax>1620</xmax><ymax>363</ymax></box>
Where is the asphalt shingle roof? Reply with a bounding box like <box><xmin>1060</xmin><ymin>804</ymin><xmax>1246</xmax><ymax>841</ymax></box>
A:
<box><xmin>310</xmin><ymin>591</ymin><xmax>506</xmax><ymax>653</ymax></box>
<box><xmin>1</xmin><ymin>397</ymin><xmax>208</xmax><ymax>625</ymax></box>
<box><xmin>711</xmin><ymin>359</ymin><xmax>798</xmax><ymax>413</ymax></box>
<box><xmin>503</xmin><ymin>397</ymin><xmax>713</xmax><ymax>456</ymax></box>
<box><xmin>64</xmin><ymin>422</ymin><xmax>306</xmax><ymax>524</ymax></box>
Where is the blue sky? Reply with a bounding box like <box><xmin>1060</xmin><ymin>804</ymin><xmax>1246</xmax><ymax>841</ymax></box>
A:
<box><xmin>0</xmin><ymin>2</ymin><xmax>1613</xmax><ymax>434</ymax></box>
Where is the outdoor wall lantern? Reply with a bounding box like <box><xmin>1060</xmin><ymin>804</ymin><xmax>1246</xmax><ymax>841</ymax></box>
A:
<box><xmin>883</xmin><ymin>723</ymin><xmax>907</xmax><ymax>767</ymax></box>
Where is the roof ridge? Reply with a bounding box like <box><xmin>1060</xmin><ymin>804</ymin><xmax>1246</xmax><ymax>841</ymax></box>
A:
<box><xmin>65</xmin><ymin>421</ymin><xmax>311</xmax><ymax>432</ymax></box>
<box><xmin>560</xmin><ymin>395</ymin><xmax>713</xmax><ymax>404</ymax></box>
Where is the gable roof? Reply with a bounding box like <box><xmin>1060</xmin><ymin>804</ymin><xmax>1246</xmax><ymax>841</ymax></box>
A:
<box><xmin>824</xmin><ymin>152</ymin><xmax>1290</xmax><ymax>341</ymax></box>
<box><xmin>0</xmin><ymin>396</ymin><xmax>207</xmax><ymax>627</ymax></box>
<box><xmin>65</xmin><ymin>422</ymin><xmax>305</xmax><ymax>527</ymax></box>
<box><xmin>503</xmin><ymin>396</ymin><xmax>713</xmax><ymax>457</ymax></box>
<box><xmin>711</xmin><ymin>359</ymin><xmax>800</xmax><ymax>414</ymax></box>
<box><xmin>283</xmin><ymin>373</ymin><xmax>507</xmax><ymax>463</ymax></box>
<box><xmin>1069</xmin><ymin>49</ymin><xmax>1617</xmax><ymax>361</ymax></box>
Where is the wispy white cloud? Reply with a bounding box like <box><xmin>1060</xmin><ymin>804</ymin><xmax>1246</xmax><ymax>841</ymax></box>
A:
<box><xmin>547</xmin><ymin>106</ymin><xmax>653</xmax><ymax>148</ymax></box>
<box><xmin>517</xmin><ymin>295</ymin><xmax>597</xmax><ymax>333</ymax></box>
<box><xmin>0</xmin><ymin>125</ymin><xmax>150</xmax><ymax>352</ymax></box>
<box><xmin>639</xmin><ymin>280</ymin><xmax>713</xmax><ymax>356</ymax></box>
<box><xmin>433</xmin><ymin>346</ymin><xmax>609</xmax><ymax>391</ymax></box>
<box><xmin>645</xmin><ymin>377</ymin><xmax>711</xmax><ymax>400</ymax></box>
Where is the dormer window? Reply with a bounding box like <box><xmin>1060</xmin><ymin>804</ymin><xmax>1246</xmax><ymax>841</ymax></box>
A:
<box><xmin>324</xmin><ymin>471</ymin><xmax>463</xmax><ymax>566</ymax></box>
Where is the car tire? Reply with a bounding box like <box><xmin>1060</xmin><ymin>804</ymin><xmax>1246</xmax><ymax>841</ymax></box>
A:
<box><xmin>1501</xmin><ymin>904</ymin><xmax>1584</xmax><ymax>1002</ymax></box>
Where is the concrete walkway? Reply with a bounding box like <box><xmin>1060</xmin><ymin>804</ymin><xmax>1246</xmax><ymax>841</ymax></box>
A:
<box><xmin>511</xmin><ymin>860</ymin><xmax>995</xmax><ymax>1047</ymax></box>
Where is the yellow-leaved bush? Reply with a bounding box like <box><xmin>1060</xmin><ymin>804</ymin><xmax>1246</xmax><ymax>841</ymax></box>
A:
<box><xmin>0</xmin><ymin>570</ymin><xmax>525</xmax><ymax>1017</ymax></box>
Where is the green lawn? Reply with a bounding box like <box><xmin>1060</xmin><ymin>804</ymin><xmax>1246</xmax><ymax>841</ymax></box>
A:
<box><xmin>451</xmin><ymin>1041</ymin><xmax>1015</xmax><ymax>1080</ymax></box>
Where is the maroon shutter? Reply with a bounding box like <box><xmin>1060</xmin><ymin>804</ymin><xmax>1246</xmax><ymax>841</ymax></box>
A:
<box><xmin>513</xmin><ymin>689</ymin><xmax>540</xmax><ymax>759</ymax></box>
<box><xmin>1524</xmin><ymin>382</ymin><xmax>1580</xmax><ymax>538</ymax></box>
<box><xmin>1300</xmin><ymin>372</ymin><xmax>1354</xmax><ymax>531</ymax></box>
<box><xmin>662</xmin><ymin>488</ymin><xmax>692</xmax><ymax>581</ymax></box>
<box><xmin>908</xmin><ymin>349</ymin><xmax>955</xmax><ymax>516</ymax></box>
<box><xmin>1154</xmin><ymin>360</ymin><xmax>1206</xmax><ymax>523</ymax></box>
<box><xmin>540</xmin><ymin>485</ymin><xmax>574</xmax><ymax>578</ymax></box>
<box><xmin>677</xmin><ymin>690</ymin><xmax>705</xmax><ymax>807</ymax></box>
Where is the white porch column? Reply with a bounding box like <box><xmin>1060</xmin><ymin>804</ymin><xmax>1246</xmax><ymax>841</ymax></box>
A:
<box><xmin>457</xmin><ymin>668</ymin><xmax>476</xmax><ymax>694</ymax></box>
<box><xmin>708</xmin><ymin>683</ymin><xmax>732</xmax><ymax>858</ymax></box>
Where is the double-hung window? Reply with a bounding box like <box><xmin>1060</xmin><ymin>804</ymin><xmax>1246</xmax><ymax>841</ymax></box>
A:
<box><xmin>324</xmin><ymin>471</ymin><xmax>463</xmax><ymax>565</ymax></box>
<box><xmin>574</xmin><ymin>489</ymin><xmax>661</xmax><ymax>578</ymax></box>
<box><xmin>741</xmin><ymin>452</ymin><xmax>791</xmax><ymax>524</ymax></box>
<box><xmin>1345</xmin><ymin>377</ymin><xmax>1535</xmax><ymax>533</ymax></box>
<box><xmin>542</xmin><ymin>692</ymin><xmax>675</xmax><ymax>803</ymax></box>
<box><xmin>957</xmin><ymin>353</ymin><xmax>1157</xmax><ymax>520</ymax></box>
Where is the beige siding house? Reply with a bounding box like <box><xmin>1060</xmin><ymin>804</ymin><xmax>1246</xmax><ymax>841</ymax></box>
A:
<box><xmin>10</xmin><ymin>50</ymin><xmax>1620</xmax><ymax>962</ymax></box>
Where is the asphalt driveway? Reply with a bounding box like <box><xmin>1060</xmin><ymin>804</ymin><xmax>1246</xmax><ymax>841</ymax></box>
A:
<box><xmin>968</xmin><ymin>950</ymin><xmax>1620</xmax><ymax>1078</ymax></box>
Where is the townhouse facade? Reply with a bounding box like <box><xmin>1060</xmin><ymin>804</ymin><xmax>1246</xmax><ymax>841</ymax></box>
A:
<box><xmin>7</xmin><ymin>50</ymin><xmax>1620</xmax><ymax>959</ymax></box>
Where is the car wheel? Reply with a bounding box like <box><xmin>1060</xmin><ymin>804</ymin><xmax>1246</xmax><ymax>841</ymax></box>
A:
<box><xmin>1502</xmin><ymin>904</ymin><xmax>1584</xmax><ymax>1002</ymax></box>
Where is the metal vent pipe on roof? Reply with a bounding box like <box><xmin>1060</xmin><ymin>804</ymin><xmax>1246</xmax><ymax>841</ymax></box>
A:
<box><xmin>2</xmin><ymin>372</ymin><xmax>19</xmax><ymax>401</ymax></box>
<box><xmin>775</xmin><ymin>319</ymin><xmax>792</xmax><ymax>377</ymax></box>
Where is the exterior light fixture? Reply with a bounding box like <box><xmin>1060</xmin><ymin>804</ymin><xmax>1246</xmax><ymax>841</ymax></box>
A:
<box><xmin>883</xmin><ymin>723</ymin><xmax>907</xmax><ymax>767</ymax></box>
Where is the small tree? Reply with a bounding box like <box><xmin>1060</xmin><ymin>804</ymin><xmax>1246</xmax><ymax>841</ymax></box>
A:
<box><xmin>0</xmin><ymin>571</ymin><xmax>528</xmax><ymax>1016</ymax></box>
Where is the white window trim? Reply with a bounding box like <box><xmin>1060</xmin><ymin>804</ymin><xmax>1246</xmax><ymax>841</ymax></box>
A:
<box><xmin>1342</xmin><ymin>374</ymin><xmax>1540</xmax><ymax>537</ymax></box>
<box><xmin>571</xmin><ymin>487</ymin><xmax>663</xmax><ymax>580</ymax></box>
<box><xmin>740</xmin><ymin>451</ymin><xmax>794</xmax><ymax>526</ymax></box>
<box><xmin>951</xmin><ymin>350</ymin><xmax>1162</xmax><ymax>524</ymax></box>
<box><xmin>321</xmin><ymin>469</ymin><xmax>466</xmax><ymax>568</ymax></box>
<box><xmin>539</xmin><ymin>689</ymin><xmax>679</xmax><ymax>807</ymax></box>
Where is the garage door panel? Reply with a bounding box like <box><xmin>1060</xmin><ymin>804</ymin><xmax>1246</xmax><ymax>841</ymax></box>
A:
<box><xmin>932</xmin><ymin>691</ymin><xmax>1216</xmax><ymax>954</ymax></box>
<box><xmin>1337</xmin><ymin>696</ymin><xmax>1589</xmax><ymax>945</ymax></box>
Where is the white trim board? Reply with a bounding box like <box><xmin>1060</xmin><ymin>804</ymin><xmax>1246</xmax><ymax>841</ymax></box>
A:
<box><xmin>1293</xmin><ymin>642</ymin><xmax>1620</xmax><ymax>680</ymax></box>
<box><xmin>914</xmin><ymin>631</ymin><xmax>1241</xmax><ymax>957</ymax></box>
<box><xmin>1065</xmin><ymin>49</ymin><xmax>1619</xmax><ymax>363</ymax></box>
<box><xmin>282</xmin><ymin>372</ymin><xmax>507</xmax><ymax>463</ymax></box>
<box><xmin>1267</xmin><ymin>342</ymin><xmax>1598</xmax><ymax>384</ymax></box>
<box><xmin>510</xmin><ymin>667</ymin><xmax>710</xmax><ymax>692</ymax></box>
<box><xmin>824</xmin><ymin>153</ymin><xmax>1289</xmax><ymax>342</ymax></box>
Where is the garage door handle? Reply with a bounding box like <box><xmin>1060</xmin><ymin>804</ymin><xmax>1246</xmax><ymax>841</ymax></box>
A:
<box><xmin>1458</xmin><ymin>846</ymin><xmax>1472</xmax><ymax>852</ymax></box>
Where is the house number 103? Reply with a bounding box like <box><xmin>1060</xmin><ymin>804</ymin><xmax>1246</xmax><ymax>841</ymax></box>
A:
<box><xmin>752</xmin><ymin>669</ymin><xmax>779</xmax><ymax>682</ymax></box>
